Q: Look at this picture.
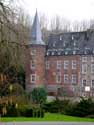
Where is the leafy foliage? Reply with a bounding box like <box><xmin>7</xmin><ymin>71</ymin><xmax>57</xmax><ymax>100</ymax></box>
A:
<box><xmin>65</xmin><ymin>97</ymin><xmax>94</xmax><ymax>117</ymax></box>
<box><xmin>31</xmin><ymin>87</ymin><xmax>47</xmax><ymax>105</ymax></box>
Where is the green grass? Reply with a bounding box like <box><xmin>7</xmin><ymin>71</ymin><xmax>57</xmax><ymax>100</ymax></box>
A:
<box><xmin>1</xmin><ymin>113</ymin><xmax>94</xmax><ymax>122</ymax></box>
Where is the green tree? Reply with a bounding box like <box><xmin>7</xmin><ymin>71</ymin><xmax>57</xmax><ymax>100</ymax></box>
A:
<box><xmin>31</xmin><ymin>87</ymin><xmax>47</xmax><ymax>106</ymax></box>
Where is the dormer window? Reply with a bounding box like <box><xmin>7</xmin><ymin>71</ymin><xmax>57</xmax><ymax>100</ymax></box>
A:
<box><xmin>47</xmin><ymin>52</ymin><xmax>49</xmax><ymax>56</ymax></box>
<box><xmin>60</xmin><ymin>35</ymin><xmax>62</xmax><ymax>40</ymax></box>
<box><xmin>52</xmin><ymin>52</ymin><xmax>54</xmax><ymax>55</ymax></box>
<box><xmin>73</xmin><ymin>50</ymin><xmax>76</xmax><ymax>55</ymax></box>
<box><xmin>58</xmin><ymin>52</ymin><xmax>61</xmax><ymax>55</ymax></box>
<box><xmin>72</xmin><ymin>35</ymin><xmax>74</xmax><ymax>40</ymax></box>
<box><xmin>65</xmin><ymin>51</ymin><xmax>68</xmax><ymax>55</ymax></box>
<box><xmin>73</xmin><ymin>41</ymin><xmax>76</xmax><ymax>46</ymax></box>
<box><xmin>53</xmin><ymin>41</ymin><xmax>56</xmax><ymax>47</ymax></box>
<box><xmin>84</xmin><ymin>50</ymin><xmax>87</xmax><ymax>55</ymax></box>
<box><xmin>63</xmin><ymin>42</ymin><xmax>66</xmax><ymax>47</ymax></box>
<box><xmin>93</xmin><ymin>50</ymin><xmax>94</xmax><ymax>54</ymax></box>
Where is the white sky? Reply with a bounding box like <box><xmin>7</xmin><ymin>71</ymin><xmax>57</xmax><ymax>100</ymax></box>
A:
<box><xmin>19</xmin><ymin>0</ymin><xmax>94</xmax><ymax>22</ymax></box>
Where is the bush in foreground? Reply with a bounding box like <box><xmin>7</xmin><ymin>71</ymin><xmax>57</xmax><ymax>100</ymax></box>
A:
<box><xmin>65</xmin><ymin>97</ymin><xmax>94</xmax><ymax>117</ymax></box>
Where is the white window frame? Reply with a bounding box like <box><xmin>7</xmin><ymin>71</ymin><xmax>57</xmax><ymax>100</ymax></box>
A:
<box><xmin>30</xmin><ymin>60</ymin><xmax>36</xmax><ymax>69</ymax></box>
<box><xmin>30</xmin><ymin>74</ymin><xmax>36</xmax><ymax>83</ymax></box>
<box><xmin>82</xmin><ymin>64</ymin><xmax>87</xmax><ymax>74</ymax></box>
<box><xmin>82</xmin><ymin>79</ymin><xmax>86</xmax><ymax>87</ymax></box>
<box><xmin>72</xmin><ymin>60</ymin><xmax>76</xmax><ymax>69</ymax></box>
<box><xmin>57</xmin><ymin>61</ymin><xmax>61</xmax><ymax>70</ymax></box>
<box><xmin>30</xmin><ymin>49</ymin><xmax>36</xmax><ymax>56</ymax></box>
<box><xmin>91</xmin><ymin>64</ymin><xmax>94</xmax><ymax>73</ymax></box>
<box><xmin>56</xmin><ymin>73</ymin><xmax>61</xmax><ymax>83</ymax></box>
<box><xmin>64</xmin><ymin>74</ymin><xmax>69</xmax><ymax>83</ymax></box>
<box><xmin>91</xmin><ymin>57</ymin><xmax>94</xmax><ymax>62</ymax></box>
<box><xmin>71</xmin><ymin>74</ymin><xmax>76</xmax><ymax>84</ymax></box>
<box><xmin>46</xmin><ymin>61</ymin><xmax>50</xmax><ymax>69</ymax></box>
<box><xmin>91</xmin><ymin>80</ymin><xmax>94</xmax><ymax>87</ymax></box>
<box><xmin>82</xmin><ymin>57</ymin><xmax>87</xmax><ymax>62</ymax></box>
<box><xmin>64</xmin><ymin>60</ymin><xmax>69</xmax><ymax>69</ymax></box>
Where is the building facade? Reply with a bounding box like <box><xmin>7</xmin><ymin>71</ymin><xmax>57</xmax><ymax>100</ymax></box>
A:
<box><xmin>26</xmin><ymin>11</ymin><xmax>94</xmax><ymax>97</ymax></box>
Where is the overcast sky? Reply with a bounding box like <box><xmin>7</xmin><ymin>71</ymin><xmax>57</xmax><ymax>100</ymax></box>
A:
<box><xmin>19</xmin><ymin>0</ymin><xmax>94</xmax><ymax>22</ymax></box>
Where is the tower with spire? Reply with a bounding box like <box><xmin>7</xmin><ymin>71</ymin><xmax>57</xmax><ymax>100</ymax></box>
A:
<box><xmin>25</xmin><ymin>10</ymin><xmax>46</xmax><ymax>91</ymax></box>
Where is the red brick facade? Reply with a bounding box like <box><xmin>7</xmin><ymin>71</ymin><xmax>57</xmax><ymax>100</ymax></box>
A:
<box><xmin>25</xmin><ymin>45</ymin><xmax>46</xmax><ymax>91</ymax></box>
<box><xmin>45</xmin><ymin>55</ymin><xmax>81</xmax><ymax>96</ymax></box>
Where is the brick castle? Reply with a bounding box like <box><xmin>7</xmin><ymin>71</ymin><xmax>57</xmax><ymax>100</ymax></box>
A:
<box><xmin>26</xmin><ymin>11</ymin><xmax>94</xmax><ymax>97</ymax></box>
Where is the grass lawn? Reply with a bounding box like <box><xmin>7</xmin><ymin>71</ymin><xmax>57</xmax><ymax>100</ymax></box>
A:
<box><xmin>1</xmin><ymin>113</ymin><xmax>94</xmax><ymax>122</ymax></box>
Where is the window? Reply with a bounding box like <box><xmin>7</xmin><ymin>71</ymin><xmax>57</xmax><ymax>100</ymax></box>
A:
<box><xmin>53</xmin><ymin>41</ymin><xmax>56</xmax><ymax>47</ymax></box>
<box><xmin>63</xmin><ymin>42</ymin><xmax>66</xmax><ymax>47</ymax></box>
<box><xmin>30</xmin><ymin>60</ymin><xmax>36</xmax><ymax>69</ymax></box>
<box><xmin>65</xmin><ymin>51</ymin><xmax>68</xmax><ymax>55</ymax></box>
<box><xmin>82</xmin><ymin>79</ymin><xmax>86</xmax><ymax>87</ymax></box>
<box><xmin>72</xmin><ymin>35</ymin><xmax>74</xmax><ymax>40</ymax></box>
<box><xmin>64</xmin><ymin>60</ymin><xmax>69</xmax><ymax>69</ymax></box>
<box><xmin>60</xmin><ymin>35</ymin><xmax>62</xmax><ymax>40</ymax></box>
<box><xmin>30</xmin><ymin>74</ymin><xmax>36</xmax><ymax>83</ymax></box>
<box><xmin>73</xmin><ymin>50</ymin><xmax>76</xmax><ymax>55</ymax></box>
<box><xmin>47</xmin><ymin>52</ymin><xmax>49</xmax><ymax>56</ymax></box>
<box><xmin>56</xmin><ymin>73</ymin><xmax>61</xmax><ymax>83</ymax></box>
<box><xmin>64</xmin><ymin>74</ymin><xmax>69</xmax><ymax>83</ymax></box>
<box><xmin>73</xmin><ymin>41</ymin><xmax>76</xmax><ymax>46</ymax></box>
<box><xmin>82</xmin><ymin>57</ymin><xmax>87</xmax><ymax>62</ymax></box>
<box><xmin>71</xmin><ymin>74</ymin><xmax>76</xmax><ymax>84</ymax></box>
<box><xmin>46</xmin><ymin>61</ymin><xmax>50</xmax><ymax>69</ymax></box>
<box><xmin>30</xmin><ymin>49</ymin><xmax>36</xmax><ymax>56</ymax></box>
<box><xmin>91</xmin><ymin>64</ymin><xmax>94</xmax><ymax>73</ymax></box>
<box><xmin>91</xmin><ymin>80</ymin><xmax>94</xmax><ymax>87</ymax></box>
<box><xmin>51</xmin><ymin>52</ymin><xmax>54</xmax><ymax>55</ymax></box>
<box><xmin>57</xmin><ymin>61</ymin><xmax>61</xmax><ymax>69</ymax></box>
<box><xmin>82</xmin><ymin>64</ymin><xmax>87</xmax><ymax>74</ymax></box>
<box><xmin>72</xmin><ymin>60</ymin><xmax>76</xmax><ymax>69</ymax></box>
<box><xmin>58</xmin><ymin>52</ymin><xmax>61</xmax><ymax>55</ymax></box>
<box><xmin>91</xmin><ymin>57</ymin><xmax>94</xmax><ymax>62</ymax></box>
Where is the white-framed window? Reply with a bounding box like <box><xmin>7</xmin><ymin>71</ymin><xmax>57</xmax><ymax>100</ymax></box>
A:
<box><xmin>51</xmin><ymin>52</ymin><xmax>55</xmax><ymax>55</ymax></box>
<box><xmin>82</xmin><ymin>79</ymin><xmax>86</xmax><ymax>87</ymax></box>
<box><xmin>91</xmin><ymin>80</ymin><xmax>94</xmax><ymax>87</ymax></box>
<box><xmin>73</xmin><ymin>50</ymin><xmax>76</xmax><ymax>55</ymax></box>
<box><xmin>71</xmin><ymin>74</ymin><xmax>76</xmax><ymax>84</ymax></box>
<box><xmin>60</xmin><ymin>35</ymin><xmax>62</xmax><ymax>40</ymax></box>
<box><xmin>64</xmin><ymin>60</ymin><xmax>69</xmax><ymax>69</ymax></box>
<box><xmin>30</xmin><ymin>74</ymin><xmax>36</xmax><ymax>83</ymax></box>
<box><xmin>91</xmin><ymin>57</ymin><xmax>94</xmax><ymax>62</ymax></box>
<box><xmin>63</xmin><ymin>42</ymin><xmax>66</xmax><ymax>47</ymax></box>
<box><xmin>64</xmin><ymin>74</ymin><xmax>69</xmax><ymax>83</ymax></box>
<box><xmin>82</xmin><ymin>56</ymin><xmax>87</xmax><ymax>62</ymax></box>
<box><xmin>72</xmin><ymin>35</ymin><xmax>74</xmax><ymax>40</ymax></box>
<box><xmin>57</xmin><ymin>61</ymin><xmax>61</xmax><ymax>69</ymax></box>
<box><xmin>53</xmin><ymin>41</ymin><xmax>56</xmax><ymax>47</ymax></box>
<box><xmin>56</xmin><ymin>73</ymin><xmax>61</xmax><ymax>83</ymax></box>
<box><xmin>46</xmin><ymin>61</ymin><xmax>50</xmax><ymax>69</ymax></box>
<box><xmin>91</xmin><ymin>64</ymin><xmax>94</xmax><ymax>73</ymax></box>
<box><xmin>30</xmin><ymin>60</ymin><xmax>36</xmax><ymax>69</ymax></box>
<box><xmin>73</xmin><ymin>41</ymin><xmax>76</xmax><ymax>46</ymax></box>
<box><xmin>72</xmin><ymin>60</ymin><xmax>76</xmax><ymax>69</ymax></box>
<box><xmin>82</xmin><ymin>64</ymin><xmax>87</xmax><ymax>74</ymax></box>
<box><xmin>30</xmin><ymin>49</ymin><xmax>36</xmax><ymax>56</ymax></box>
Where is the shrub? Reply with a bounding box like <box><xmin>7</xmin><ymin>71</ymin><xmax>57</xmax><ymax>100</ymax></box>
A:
<box><xmin>3</xmin><ymin>103</ymin><xmax>20</xmax><ymax>117</ymax></box>
<box><xmin>65</xmin><ymin>97</ymin><xmax>94</xmax><ymax>117</ymax></box>
<box><xmin>43</xmin><ymin>99</ymin><xmax>70</xmax><ymax>113</ymax></box>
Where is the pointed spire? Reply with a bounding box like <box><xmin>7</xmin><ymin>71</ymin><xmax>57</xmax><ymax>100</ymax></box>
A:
<box><xmin>29</xmin><ymin>10</ymin><xmax>45</xmax><ymax>45</ymax></box>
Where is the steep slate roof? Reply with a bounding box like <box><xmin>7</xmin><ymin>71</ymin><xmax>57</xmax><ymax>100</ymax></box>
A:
<box><xmin>29</xmin><ymin>10</ymin><xmax>45</xmax><ymax>45</ymax></box>
<box><xmin>46</xmin><ymin>29</ymin><xmax>94</xmax><ymax>56</ymax></box>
